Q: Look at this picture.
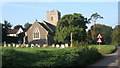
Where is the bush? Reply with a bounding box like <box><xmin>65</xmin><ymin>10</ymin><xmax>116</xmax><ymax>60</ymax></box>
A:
<box><xmin>73</xmin><ymin>41</ymin><xmax>88</xmax><ymax>46</ymax></box>
<box><xmin>2</xmin><ymin>46</ymin><xmax>102</xmax><ymax>67</ymax></box>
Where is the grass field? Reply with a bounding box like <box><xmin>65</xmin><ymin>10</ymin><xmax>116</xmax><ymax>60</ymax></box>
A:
<box><xmin>2</xmin><ymin>45</ymin><xmax>116</xmax><ymax>54</ymax></box>
<box><xmin>88</xmin><ymin>45</ymin><xmax>116</xmax><ymax>54</ymax></box>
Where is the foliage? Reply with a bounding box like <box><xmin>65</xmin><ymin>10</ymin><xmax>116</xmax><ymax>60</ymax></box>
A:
<box><xmin>14</xmin><ymin>25</ymin><xmax>23</xmax><ymax>29</ymax></box>
<box><xmin>24</xmin><ymin>22</ymin><xmax>32</xmax><ymax>30</ymax></box>
<box><xmin>87</xmin><ymin>24</ymin><xmax>113</xmax><ymax>44</ymax></box>
<box><xmin>54</xmin><ymin>13</ymin><xmax>88</xmax><ymax>43</ymax></box>
<box><xmin>112</xmin><ymin>25</ymin><xmax>120</xmax><ymax>45</ymax></box>
<box><xmin>73</xmin><ymin>41</ymin><xmax>88</xmax><ymax>46</ymax></box>
<box><xmin>89</xmin><ymin>45</ymin><xmax>116</xmax><ymax>54</ymax></box>
<box><xmin>2</xmin><ymin>46</ymin><xmax>102</xmax><ymax>67</ymax></box>
<box><xmin>2</xmin><ymin>20</ymin><xmax>12</xmax><ymax>29</ymax></box>
<box><xmin>2</xmin><ymin>20</ymin><xmax>12</xmax><ymax>43</ymax></box>
<box><xmin>88</xmin><ymin>13</ymin><xmax>103</xmax><ymax>24</ymax></box>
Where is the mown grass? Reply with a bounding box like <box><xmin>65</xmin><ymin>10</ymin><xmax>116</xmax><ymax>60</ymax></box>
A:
<box><xmin>89</xmin><ymin>45</ymin><xmax>116</xmax><ymax>54</ymax></box>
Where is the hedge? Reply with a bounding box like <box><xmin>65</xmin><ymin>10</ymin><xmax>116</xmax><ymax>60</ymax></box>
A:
<box><xmin>2</xmin><ymin>46</ymin><xmax>103</xmax><ymax>68</ymax></box>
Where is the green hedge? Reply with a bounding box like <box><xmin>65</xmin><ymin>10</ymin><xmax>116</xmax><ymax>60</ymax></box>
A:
<box><xmin>2</xmin><ymin>47</ymin><xmax>102</xmax><ymax>67</ymax></box>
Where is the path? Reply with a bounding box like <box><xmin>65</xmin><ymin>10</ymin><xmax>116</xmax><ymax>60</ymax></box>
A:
<box><xmin>88</xmin><ymin>46</ymin><xmax>120</xmax><ymax>68</ymax></box>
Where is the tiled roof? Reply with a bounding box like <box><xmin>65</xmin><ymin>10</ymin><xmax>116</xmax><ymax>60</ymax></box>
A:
<box><xmin>7</xmin><ymin>29</ymin><xmax>18</xmax><ymax>34</ymax></box>
<box><xmin>38</xmin><ymin>21</ymin><xmax>56</xmax><ymax>35</ymax></box>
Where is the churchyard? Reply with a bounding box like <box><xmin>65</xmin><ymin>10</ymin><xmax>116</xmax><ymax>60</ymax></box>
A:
<box><xmin>3</xmin><ymin>43</ymin><xmax>69</xmax><ymax>48</ymax></box>
<box><xmin>2</xmin><ymin>43</ymin><xmax>116</xmax><ymax>55</ymax></box>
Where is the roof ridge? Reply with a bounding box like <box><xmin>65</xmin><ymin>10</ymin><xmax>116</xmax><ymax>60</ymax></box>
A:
<box><xmin>42</xmin><ymin>21</ymin><xmax>54</xmax><ymax>32</ymax></box>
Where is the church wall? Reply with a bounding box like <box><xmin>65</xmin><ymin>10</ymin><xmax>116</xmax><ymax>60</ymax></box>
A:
<box><xmin>48</xmin><ymin>34</ymin><xmax>54</xmax><ymax>45</ymax></box>
<box><xmin>26</xmin><ymin>21</ymin><xmax>48</xmax><ymax>44</ymax></box>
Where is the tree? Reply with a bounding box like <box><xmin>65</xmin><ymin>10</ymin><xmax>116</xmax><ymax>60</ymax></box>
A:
<box><xmin>2</xmin><ymin>20</ymin><xmax>12</xmax><ymax>29</ymax></box>
<box><xmin>88</xmin><ymin>13</ymin><xmax>103</xmax><ymax>40</ymax></box>
<box><xmin>87</xmin><ymin>24</ymin><xmax>113</xmax><ymax>44</ymax></box>
<box><xmin>112</xmin><ymin>25</ymin><xmax>120</xmax><ymax>45</ymax></box>
<box><xmin>14</xmin><ymin>25</ymin><xmax>23</xmax><ymax>29</ymax></box>
<box><xmin>2</xmin><ymin>20</ymin><xmax>12</xmax><ymax>43</ymax></box>
<box><xmin>54</xmin><ymin>13</ymin><xmax>88</xmax><ymax>45</ymax></box>
<box><xmin>24</xmin><ymin>22</ymin><xmax>32</xmax><ymax>30</ymax></box>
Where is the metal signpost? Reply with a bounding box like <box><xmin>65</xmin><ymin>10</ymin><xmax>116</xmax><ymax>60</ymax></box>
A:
<box><xmin>97</xmin><ymin>34</ymin><xmax>102</xmax><ymax>50</ymax></box>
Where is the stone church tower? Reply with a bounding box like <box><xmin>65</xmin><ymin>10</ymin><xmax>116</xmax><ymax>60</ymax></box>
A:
<box><xmin>46</xmin><ymin>10</ymin><xmax>61</xmax><ymax>26</ymax></box>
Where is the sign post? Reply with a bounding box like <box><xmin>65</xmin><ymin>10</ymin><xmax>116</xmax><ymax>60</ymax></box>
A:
<box><xmin>97</xmin><ymin>34</ymin><xmax>102</xmax><ymax>50</ymax></box>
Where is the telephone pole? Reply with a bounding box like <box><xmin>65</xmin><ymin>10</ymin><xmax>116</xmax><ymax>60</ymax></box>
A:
<box><xmin>70</xmin><ymin>32</ymin><xmax>72</xmax><ymax>47</ymax></box>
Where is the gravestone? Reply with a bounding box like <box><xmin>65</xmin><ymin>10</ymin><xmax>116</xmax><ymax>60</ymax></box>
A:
<box><xmin>35</xmin><ymin>44</ymin><xmax>38</xmax><ymax>47</ymax></box>
<box><xmin>37</xmin><ymin>45</ymin><xmax>40</xmax><ymax>48</ymax></box>
<box><xmin>21</xmin><ymin>44</ymin><xmax>24</xmax><ymax>48</ymax></box>
<box><xmin>8</xmin><ymin>44</ymin><xmax>11</xmax><ymax>47</ymax></box>
<box><xmin>4</xmin><ymin>44</ymin><xmax>7</xmax><ymax>47</ymax></box>
<box><xmin>56</xmin><ymin>44</ymin><xmax>59</xmax><ymax>48</ymax></box>
<box><xmin>43</xmin><ymin>44</ymin><xmax>48</xmax><ymax>48</ymax></box>
<box><xmin>61</xmin><ymin>44</ymin><xmax>65</xmax><ymax>48</ymax></box>
<box><xmin>12</xmin><ymin>44</ymin><xmax>15</xmax><ymax>47</ymax></box>
<box><xmin>26</xmin><ymin>44</ymin><xmax>29</xmax><ymax>48</ymax></box>
<box><xmin>16</xmin><ymin>44</ymin><xmax>20</xmax><ymax>48</ymax></box>
<box><xmin>31</xmin><ymin>44</ymin><xmax>34</xmax><ymax>48</ymax></box>
<box><xmin>65</xmin><ymin>43</ymin><xmax>69</xmax><ymax>48</ymax></box>
<box><xmin>52</xmin><ymin>44</ymin><xmax>55</xmax><ymax>48</ymax></box>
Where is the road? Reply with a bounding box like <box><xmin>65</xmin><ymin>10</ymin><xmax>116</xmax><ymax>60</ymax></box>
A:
<box><xmin>88</xmin><ymin>46</ymin><xmax>120</xmax><ymax>68</ymax></box>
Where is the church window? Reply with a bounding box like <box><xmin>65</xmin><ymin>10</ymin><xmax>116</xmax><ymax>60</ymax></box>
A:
<box><xmin>33</xmin><ymin>28</ymin><xmax>40</xmax><ymax>40</ymax></box>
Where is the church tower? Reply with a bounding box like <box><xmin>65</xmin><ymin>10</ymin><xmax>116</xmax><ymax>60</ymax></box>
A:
<box><xmin>46</xmin><ymin>10</ymin><xmax>61</xmax><ymax>26</ymax></box>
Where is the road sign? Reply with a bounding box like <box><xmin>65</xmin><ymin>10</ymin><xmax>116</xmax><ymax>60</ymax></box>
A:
<box><xmin>97</xmin><ymin>34</ymin><xmax>102</xmax><ymax>38</ymax></box>
<box><xmin>97</xmin><ymin>38</ymin><xmax>102</xmax><ymax>43</ymax></box>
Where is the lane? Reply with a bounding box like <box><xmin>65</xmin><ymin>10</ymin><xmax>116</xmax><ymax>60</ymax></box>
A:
<box><xmin>89</xmin><ymin>46</ymin><xmax>120</xmax><ymax>67</ymax></box>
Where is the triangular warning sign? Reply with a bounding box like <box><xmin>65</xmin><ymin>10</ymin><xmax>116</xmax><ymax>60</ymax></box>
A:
<box><xmin>97</xmin><ymin>38</ymin><xmax>102</xmax><ymax>43</ymax></box>
<box><xmin>97</xmin><ymin>34</ymin><xmax>102</xmax><ymax>38</ymax></box>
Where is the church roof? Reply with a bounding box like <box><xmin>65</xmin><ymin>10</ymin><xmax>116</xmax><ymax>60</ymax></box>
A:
<box><xmin>38</xmin><ymin>21</ymin><xmax>56</xmax><ymax>35</ymax></box>
<box><xmin>26</xmin><ymin>20</ymin><xmax>56</xmax><ymax>35</ymax></box>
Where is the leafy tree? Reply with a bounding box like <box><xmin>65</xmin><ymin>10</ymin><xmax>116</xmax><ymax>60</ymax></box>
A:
<box><xmin>54</xmin><ymin>13</ymin><xmax>88</xmax><ymax>44</ymax></box>
<box><xmin>87</xmin><ymin>24</ymin><xmax>113</xmax><ymax>44</ymax></box>
<box><xmin>2</xmin><ymin>20</ymin><xmax>12</xmax><ymax>29</ymax></box>
<box><xmin>2</xmin><ymin>20</ymin><xmax>12</xmax><ymax>43</ymax></box>
<box><xmin>24</xmin><ymin>22</ymin><xmax>32</xmax><ymax>30</ymax></box>
<box><xmin>112</xmin><ymin>25</ymin><xmax>120</xmax><ymax>45</ymax></box>
<box><xmin>14</xmin><ymin>25</ymin><xmax>23</xmax><ymax>29</ymax></box>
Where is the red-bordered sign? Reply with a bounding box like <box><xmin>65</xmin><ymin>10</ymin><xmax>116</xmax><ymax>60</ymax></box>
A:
<box><xmin>97</xmin><ymin>38</ymin><xmax>102</xmax><ymax>43</ymax></box>
<box><xmin>97</xmin><ymin>34</ymin><xmax>102</xmax><ymax>38</ymax></box>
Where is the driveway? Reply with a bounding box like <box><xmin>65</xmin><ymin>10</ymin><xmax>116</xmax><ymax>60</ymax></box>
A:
<box><xmin>88</xmin><ymin>46</ymin><xmax>120</xmax><ymax>68</ymax></box>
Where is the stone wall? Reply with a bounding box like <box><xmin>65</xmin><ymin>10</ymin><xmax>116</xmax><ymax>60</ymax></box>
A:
<box><xmin>46</xmin><ymin>10</ymin><xmax>61</xmax><ymax>26</ymax></box>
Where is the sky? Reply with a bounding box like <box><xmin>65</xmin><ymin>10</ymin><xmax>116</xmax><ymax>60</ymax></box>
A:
<box><xmin>1</xmin><ymin>2</ymin><xmax>118</xmax><ymax>30</ymax></box>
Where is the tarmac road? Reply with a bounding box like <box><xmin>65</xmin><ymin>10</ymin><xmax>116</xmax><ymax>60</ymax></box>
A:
<box><xmin>88</xmin><ymin>46</ymin><xmax>120</xmax><ymax>68</ymax></box>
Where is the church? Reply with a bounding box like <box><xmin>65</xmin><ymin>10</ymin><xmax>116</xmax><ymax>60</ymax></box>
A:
<box><xmin>23</xmin><ymin>10</ymin><xmax>61</xmax><ymax>45</ymax></box>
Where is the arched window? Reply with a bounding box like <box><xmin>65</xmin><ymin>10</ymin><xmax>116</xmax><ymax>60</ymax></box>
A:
<box><xmin>51</xmin><ymin>16</ymin><xmax>53</xmax><ymax>21</ymax></box>
<box><xmin>33</xmin><ymin>28</ymin><xmax>40</xmax><ymax>40</ymax></box>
